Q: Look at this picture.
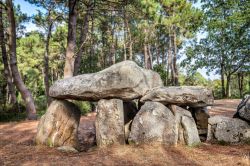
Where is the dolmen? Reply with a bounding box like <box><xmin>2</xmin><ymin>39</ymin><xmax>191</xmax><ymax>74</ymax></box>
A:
<box><xmin>35</xmin><ymin>61</ymin><xmax>215</xmax><ymax>151</ymax></box>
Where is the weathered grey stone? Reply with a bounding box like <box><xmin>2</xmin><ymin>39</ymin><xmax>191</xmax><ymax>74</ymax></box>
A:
<box><xmin>234</xmin><ymin>95</ymin><xmax>250</xmax><ymax>122</ymax></box>
<box><xmin>49</xmin><ymin>61</ymin><xmax>163</xmax><ymax>101</ymax></box>
<box><xmin>95</xmin><ymin>99</ymin><xmax>125</xmax><ymax>147</ymax></box>
<box><xmin>35</xmin><ymin>100</ymin><xmax>81</xmax><ymax>149</ymax></box>
<box><xmin>128</xmin><ymin>102</ymin><xmax>177</xmax><ymax>145</ymax></box>
<box><xmin>181</xmin><ymin>116</ymin><xmax>201</xmax><ymax>145</ymax></box>
<box><xmin>207</xmin><ymin>116</ymin><xmax>250</xmax><ymax>143</ymax></box>
<box><xmin>141</xmin><ymin>86</ymin><xmax>214</xmax><ymax>107</ymax></box>
<box><xmin>125</xmin><ymin>120</ymin><xmax>133</xmax><ymax>141</ymax></box>
<box><xmin>169</xmin><ymin>105</ymin><xmax>201</xmax><ymax>146</ymax></box>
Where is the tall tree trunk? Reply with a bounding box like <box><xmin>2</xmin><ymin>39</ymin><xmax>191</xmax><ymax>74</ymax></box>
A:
<box><xmin>156</xmin><ymin>35</ymin><xmax>160</xmax><ymax>65</ymax></box>
<box><xmin>100</xmin><ymin>47</ymin><xmax>105</xmax><ymax>68</ymax></box>
<box><xmin>128</xmin><ymin>35</ymin><xmax>133</xmax><ymax>60</ymax></box>
<box><xmin>162</xmin><ymin>46</ymin><xmax>167</xmax><ymax>86</ymax></box>
<box><xmin>123</xmin><ymin>9</ymin><xmax>127</xmax><ymax>61</ymax></box>
<box><xmin>101</xmin><ymin>27</ymin><xmax>107</xmax><ymax>68</ymax></box>
<box><xmin>168</xmin><ymin>31</ymin><xmax>174</xmax><ymax>85</ymax></box>
<box><xmin>44</xmin><ymin>22</ymin><xmax>52</xmax><ymax>105</ymax></box>
<box><xmin>156</xmin><ymin>46</ymin><xmax>159</xmax><ymax>65</ymax></box>
<box><xmin>64</xmin><ymin>0</ymin><xmax>78</xmax><ymax>78</ymax></box>
<box><xmin>6</xmin><ymin>0</ymin><xmax>37</xmax><ymax>119</ymax></box>
<box><xmin>124</xmin><ymin>8</ymin><xmax>132</xmax><ymax>60</ymax></box>
<box><xmin>143</xmin><ymin>45</ymin><xmax>148</xmax><ymax>68</ymax></box>
<box><xmin>147</xmin><ymin>44</ymin><xmax>152</xmax><ymax>69</ymax></box>
<box><xmin>143</xmin><ymin>28</ymin><xmax>149</xmax><ymax>69</ymax></box>
<box><xmin>123</xmin><ymin>24</ymin><xmax>127</xmax><ymax>61</ymax></box>
<box><xmin>90</xmin><ymin>13</ymin><xmax>95</xmax><ymax>69</ymax></box>
<box><xmin>162</xmin><ymin>47</ymin><xmax>166</xmax><ymax>66</ymax></box>
<box><xmin>225</xmin><ymin>74</ymin><xmax>231</xmax><ymax>98</ymax></box>
<box><xmin>248</xmin><ymin>73</ymin><xmax>250</xmax><ymax>95</ymax></box>
<box><xmin>167</xmin><ymin>50</ymin><xmax>173</xmax><ymax>85</ymax></box>
<box><xmin>73</xmin><ymin>7</ymin><xmax>90</xmax><ymax>76</ymax></box>
<box><xmin>220</xmin><ymin>63</ymin><xmax>226</xmax><ymax>98</ymax></box>
<box><xmin>110</xmin><ymin>40</ymin><xmax>115</xmax><ymax>65</ymax></box>
<box><xmin>0</xmin><ymin>2</ymin><xmax>16</xmax><ymax>105</ymax></box>
<box><xmin>237</xmin><ymin>72</ymin><xmax>244</xmax><ymax>98</ymax></box>
<box><xmin>110</xmin><ymin>11</ymin><xmax>115</xmax><ymax>65</ymax></box>
<box><xmin>123</xmin><ymin>34</ymin><xmax>127</xmax><ymax>61</ymax></box>
<box><xmin>172</xmin><ymin>29</ymin><xmax>179</xmax><ymax>85</ymax></box>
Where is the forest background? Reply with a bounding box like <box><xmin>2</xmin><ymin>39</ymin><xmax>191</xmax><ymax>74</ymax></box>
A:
<box><xmin>0</xmin><ymin>0</ymin><xmax>249</xmax><ymax>120</ymax></box>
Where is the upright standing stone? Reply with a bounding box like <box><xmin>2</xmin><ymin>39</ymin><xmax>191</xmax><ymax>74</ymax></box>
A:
<box><xmin>95</xmin><ymin>99</ymin><xmax>125</xmax><ymax>147</ymax></box>
<box><xmin>170</xmin><ymin>105</ymin><xmax>201</xmax><ymax>146</ymax></box>
<box><xmin>35</xmin><ymin>100</ymin><xmax>81</xmax><ymax>150</ymax></box>
<box><xmin>128</xmin><ymin>102</ymin><xmax>177</xmax><ymax>145</ymax></box>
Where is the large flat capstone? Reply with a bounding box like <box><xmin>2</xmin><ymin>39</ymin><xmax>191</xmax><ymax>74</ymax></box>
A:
<box><xmin>140</xmin><ymin>86</ymin><xmax>214</xmax><ymax>107</ymax></box>
<box><xmin>49</xmin><ymin>61</ymin><xmax>163</xmax><ymax>101</ymax></box>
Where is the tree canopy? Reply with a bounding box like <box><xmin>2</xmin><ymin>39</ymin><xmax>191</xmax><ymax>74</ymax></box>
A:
<box><xmin>0</xmin><ymin>0</ymin><xmax>249</xmax><ymax>120</ymax></box>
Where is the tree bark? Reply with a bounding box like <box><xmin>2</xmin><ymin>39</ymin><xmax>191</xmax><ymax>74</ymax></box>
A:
<box><xmin>156</xmin><ymin>35</ymin><xmax>160</xmax><ymax>65</ymax></box>
<box><xmin>44</xmin><ymin>21</ymin><xmax>52</xmax><ymax>105</ymax></box>
<box><xmin>123</xmin><ymin>8</ymin><xmax>127</xmax><ymax>61</ymax></box>
<box><xmin>110</xmin><ymin>11</ymin><xmax>115</xmax><ymax>65</ymax></box>
<box><xmin>168</xmin><ymin>31</ymin><xmax>174</xmax><ymax>85</ymax></box>
<box><xmin>162</xmin><ymin>46</ymin><xmax>167</xmax><ymax>86</ymax></box>
<box><xmin>73</xmin><ymin>7</ymin><xmax>90</xmax><ymax>76</ymax></box>
<box><xmin>147</xmin><ymin>44</ymin><xmax>152</xmax><ymax>69</ymax></box>
<box><xmin>124</xmin><ymin>8</ymin><xmax>132</xmax><ymax>60</ymax></box>
<box><xmin>225</xmin><ymin>74</ymin><xmax>231</xmax><ymax>98</ymax></box>
<box><xmin>101</xmin><ymin>24</ymin><xmax>107</xmax><ymax>68</ymax></box>
<box><xmin>237</xmin><ymin>72</ymin><xmax>244</xmax><ymax>98</ymax></box>
<box><xmin>143</xmin><ymin>45</ymin><xmax>148</xmax><ymax>68</ymax></box>
<box><xmin>172</xmin><ymin>29</ymin><xmax>179</xmax><ymax>85</ymax></box>
<box><xmin>6</xmin><ymin>0</ymin><xmax>37</xmax><ymax>119</ymax></box>
<box><xmin>220</xmin><ymin>63</ymin><xmax>226</xmax><ymax>98</ymax></box>
<box><xmin>0</xmin><ymin>2</ymin><xmax>16</xmax><ymax>105</ymax></box>
<box><xmin>90</xmin><ymin>13</ymin><xmax>95</xmax><ymax>69</ymax></box>
<box><xmin>64</xmin><ymin>0</ymin><xmax>78</xmax><ymax>78</ymax></box>
<box><xmin>143</xmin><ymin>28</ymin><xmax>149</xmax><ymax>69</ymax></box>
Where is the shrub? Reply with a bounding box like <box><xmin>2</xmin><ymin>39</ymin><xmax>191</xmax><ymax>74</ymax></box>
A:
<box><xmin>72</xmin><ymin>101</ymin><xmax>93</xmax><ymax>115</ymax></box>
<box><xmin>0</xmin><ymin>103</ymin><xmax>26</xmax><ymax>122</ymax></box>
<box><xmin>35</xmin><ymin>95</ymin><xmax>47</xmax><ymax>117</ymax></box>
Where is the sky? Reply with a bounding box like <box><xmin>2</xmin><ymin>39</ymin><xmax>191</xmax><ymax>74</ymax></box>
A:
<box><xmin>15</xmin><ymin>0</ymin><xmax>40</xmax><ymax>32</ymax></box>
<box><xmin>15</xmin><ymin>0</ymin><xmax>220</xmax><ymax>80</ymax></box>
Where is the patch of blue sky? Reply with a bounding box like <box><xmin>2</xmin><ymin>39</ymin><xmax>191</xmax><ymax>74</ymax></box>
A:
<box><xmin>15</xmin><ymin>0</ymin><xmax>43</xmax><ymax>32</ymax></box>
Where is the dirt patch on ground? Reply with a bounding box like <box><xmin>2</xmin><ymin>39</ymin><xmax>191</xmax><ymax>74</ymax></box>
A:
<box><xmin>1</xmin><ymin>99</ymin><xmax>249</xmax><ymax>166</ymax></box>
<box><xmin>208</xmin><ymin>99</ymin><xmax>241</xmax><ymax>117</ymax></box>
